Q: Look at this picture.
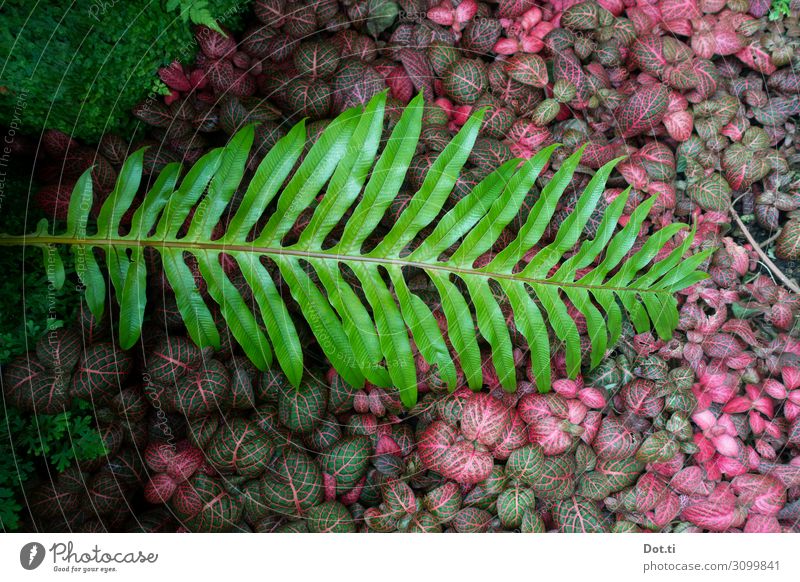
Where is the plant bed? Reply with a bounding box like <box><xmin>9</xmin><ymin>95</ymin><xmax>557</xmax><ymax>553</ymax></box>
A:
<box><xmin>1</xmin><ymin>0</ymin><xmax>800</xmax><ymax>534</ymax></box>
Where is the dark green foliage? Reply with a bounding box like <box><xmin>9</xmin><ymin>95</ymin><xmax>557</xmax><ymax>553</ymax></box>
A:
<box><xmin>175</xmin><ymin>359</ymin><xmax>230</xmax><ymax>417</ymax></box>
<box><xmin>187</xmin><ymin>415</ymin><xmax>220</xmax><ymax>449</ymax></box>
<box><xmin>332</xmin><ymin>60</ymin><xmax>386</xmax><ymax>111</ymax></box>
<box><xmin>305</xmin><ymin>415</ymin><xmax>342</xmax><ymax>451</ymax></box>
<box><xmin>0</xmin><ymin>173</ymin><xmax>81</xmax><ymax>365</ymax></box>
<box><xmin>327</xmin><ymin>372</ymin><xmax>356</xmax><ymax>414</ymax></box>
<box><xmin>528</xmin><ymin>454</ymin><xmax>576</xmax><ymax>500</ymax></box>
<box><xmin>443</xmin><ymin>59</ymin><xmax>488</xmax><ymax>104</ymax></box>
<box><xmin>256</xmin><ymin>368</ymin><xmax>292</xmax><ymax>404</ymax></box>
<box><xmin>293</xmin><ymin>40</ymin><xmax>341</xmax><ymax>79</ymax></box>
<box><xmin>0</xmin><ymin>0</ymin><xmax>246</xmax><ymax>142</ymax></box>
<box><xmin>520</xmin><ymin>509</ymin><xmax>546</xmax><ymax>533</ymax></box>
<box><xmin>0</xmin><ymin>400</ymin><xmax>106</xmax><ymax>530</ymax></box>
<box><xmin>87</xmin><ymin>470</ymin><xmax>127</xmax><ymax>515</ymax></box>
<box><xmin>286</xmin><ymin>79</ymin><xmax>333</xmax><ymax>119</ymax></box>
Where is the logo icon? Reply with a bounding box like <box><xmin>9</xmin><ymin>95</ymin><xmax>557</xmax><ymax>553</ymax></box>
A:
<box><xmin>20</xmin><ymin>542</ymin><xmax>46</xmax><ymax>570</ymax></box>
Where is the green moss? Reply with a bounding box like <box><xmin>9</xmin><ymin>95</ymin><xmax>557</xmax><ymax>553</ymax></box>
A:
<box><xmin>0</xmin><ymin>0</ymin><xmax>248</xmax><ymax>142</ymax></box>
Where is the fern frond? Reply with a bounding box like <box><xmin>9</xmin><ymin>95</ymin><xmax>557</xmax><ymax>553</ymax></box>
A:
<box><xmin>0</xmin><ymin>93</ymin><xmax>708</xmax><ymax>407</ymax></box>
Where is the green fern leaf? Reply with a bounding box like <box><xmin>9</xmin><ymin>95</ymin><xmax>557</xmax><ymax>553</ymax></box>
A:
<box><xmin>0</xmin><ymin>93</ymin><xmax>707</xmax><ymax>407</ymax></box>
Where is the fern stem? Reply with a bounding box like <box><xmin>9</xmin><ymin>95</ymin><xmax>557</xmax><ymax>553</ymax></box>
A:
<box><xmin>0</xmin><ymin>234</ymin><xmax>676</xmax><ymax>296</ymax></box>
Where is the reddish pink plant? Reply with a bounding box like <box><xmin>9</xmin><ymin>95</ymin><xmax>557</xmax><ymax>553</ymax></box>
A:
<box><xmin>690</xmin><ymin>12</ymin><xmax>748</xmax><ymax>59</ymax></box>
<box><xmin>427</xmin><ymin>0</ymin><xmax>478</xmax><ymax>38</ymax></box>
<box><xmin>732</xmin><ymin>474</ymin><xmax>786</xmax><ymax>516</ymax></box>
<box><xmin>693</xmin><ymin>410</ymin><xmax>740</xmax><ymax>459</ymax></box>
<box><xmin>434</xmin><ymin>97</ymin><xmax>473</xmax><ymax>131</ymax></box>
<box><xmin>723</xmin><ymin>384</ymin><xmax>777</xmax><ymax>437</ymax></box>
<box><xmin>681</xmin><ymin>497</ymin><xmax>737</xmax><ymax>532</ymax></box>
<box><xmin>494</xmin><ymin>6</ymin><xmax>555</xmax><ymax>55</ymax></box>
<box><xmin>460</xmin><ymin>392</ymin><xmax>511</xmax><ymax>447</ymax></box>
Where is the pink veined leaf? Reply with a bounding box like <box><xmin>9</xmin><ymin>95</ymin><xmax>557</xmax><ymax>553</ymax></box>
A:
<box><xmin>671</xmin><ymin>466</ymin><xmax>713</xmax><ymax>496</ymax></box>
<box><xmin>736</xmin><ymin>43</ymin><xmax>776</xmax><ymax>75</ymax></box>
<box><xmin>439</xmin><ymin>440</ymin><xmax>494</xmax><ymax>484</ymax></box>
<box><xmin>581</xmin><ymin>411</ymin><xmax>602</xmax><ymax>444</ymax></box>
<box><xmin>195</xmin><ymin>26</ymin><xmax>236</xmax><ymax>59</ymax></box>
<box><xmin>627</xmin><ymin>5</ymin><xmax>661</xmax><ymax>35</ymax></box>
<box><xmin>622</xmin><ymin>378</ymin><xmax>664</xmax><ymax>416</ymax></box>
<box><xmin>681</xmin><ymin>499</ymin><xmax>737</xmax><ymax>532</ymax></box>
<box><xmin>427</xmin><ymin>2</ymin><xmax>455</xmax><ymax>26</ymax></box>
<box><xmin>615</xmin><ymin>83</ymin><xmax>670</xmax><ymax>138</ymax></box>
<box><xmin>505</xmin><ymin>53</ymin><xmax>549</xmax><ymax>88</ymax></box>
<box><xmin>339</xmin><ymin>476</ymin><xmax>367</xmax><ymax>506</ymax></box>
<box><xmin>375</xmin><ymin>434</ymin><xmax>402</xmax><ymax>457</ymax></box>
<box><xmin>702</xmin><ymin>333</ymin><xmax>744</xmax><ymax>359</ymax></box>
<box><xmin>652</xmin><ymin>491</ymin><xmax>681</xmax><ymax>528</ymax></box>
<box><xmin>398</xmin><ymin>49</ymin><xmax>435</xmax><ymax>102</ymax></box>
<box><xmin>686</xmin><ymin>59</ymin><xmax>718</xmax><ymax>102</ymax></box>
<box><xmin>553</xmin><ymin>50</ymin><xmax>589</xmax><ymax>100</ymax></box>
<box><xmin>455</xmin><ymin>0</ymin><xmax>479</xmax><ymax>26</ymax></box>
<box><xmin>720</xmin><ymin>319</ymin><xmax>759</xmax><ymax>346</ymax></box>
<box><xmin>159</xmin><ymin>61</ymin><xmax>192</xmax><ymax>92</ymax></box>
<box><xmin>491</xmin><ymin>410</ymin><xmax>529</xmax><ymax>459</ymax></box>
<box><xmin>144</xmin><ymin>474</ymin><xmax>178</xmax><ymax>504</ymax></box>
<box><xmin>631</xmin><ymin>35</ymin><xmax>666</xmax><ymax>75</ymax></box>
<box><xmin>528</xmin><ymin>416</ymin><xmax>575</xmax><ymax>455</ymax></box>
<box><xmin>497</xmin><ymin>0</ymin><xmax>537</xmax><ymax>19</ymax></box>
<box><xmin>731</xmin><ymin>474</ymin><xmax>786</xmax><ymax>516</ymax></box>
<box><xmin>381</xmin><ymin>479</ymin><xmax>416</xmax><ymax>517</ymax></box>
<box><xmin>658</xmin><ymin>0</ymin><xmax>700</xmax><ymax>20</ymax></box>
<box><xmin>649</xmin><ymin>452</ymin><xmax>687</xmax><ymax>478</ymax></box>
<box><xmin>518</xmin><ymin>393</ymin><xmax>552</xmax><ymax>423</ymax></box>
<box><xmin>634</xmin><ymin>472</ymin><xmax>668</xmax><ymax>512</ymax></box>
<box><xmin>783</xmin><ymin>367</ymin><xmax>800</xmax><ymax>391</ymax></box>
<box><xmin>744</xmin><ymin>514</ymin><xmax>782</xmax><ymax>533</ymax></box>
<box><xmin>460</xmin><ymin>392</ymin><xmax>511</xmax><ymax>447</ymax></box>
<box><xmin>618</xmin><ymin>159</ymin><xmax>649</xmax><ymax>190</ymax></box>
<box><xmin>593</xmin><ymin>416</ymin><xmax>640</xmax><ymax>459</ymax></box>
<box><xmin>418</xmin><ymin>421</ymin><xmax>458</xmax><ymax>470</ymax></box>
<box><xmin>578</xmin><ymin>387</ymin><xmax>606</xmax><ymax>409</ymax></box>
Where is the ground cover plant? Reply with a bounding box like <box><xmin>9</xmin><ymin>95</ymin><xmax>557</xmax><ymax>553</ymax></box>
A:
<box><xmin>1</xmin><ymin>0</ymin><xmax>800</xmax><ymax>533</ymax></box>
<box><xmin>0</xmin><ymin>0</ymin><xmax>247</xmax><ymax>142</ymax></box>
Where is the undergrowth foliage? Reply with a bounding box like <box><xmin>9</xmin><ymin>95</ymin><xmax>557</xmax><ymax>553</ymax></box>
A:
<box><xmin>0</xmin><ymin>93</ymin><xmax>707</xmax><ymax>408</ymax></box>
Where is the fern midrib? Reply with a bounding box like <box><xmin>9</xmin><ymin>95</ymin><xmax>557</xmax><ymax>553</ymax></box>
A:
<box><xmin>0</xmin><ymin>234</ymin><xmax>671</xmax><ymax>295</ymax></box>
